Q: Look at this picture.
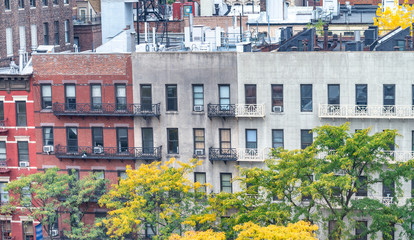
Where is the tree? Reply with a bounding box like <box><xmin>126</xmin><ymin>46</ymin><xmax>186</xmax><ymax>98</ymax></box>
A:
<box><xmin>373</xmin><ymin>0</ymin><xmax>414</xmax><ymax>35</ymax></box>
<box><xmin>3</xmin><ymin>168</ymin><xmax>107</xmax><ymax>239</ymax></box>
<box><xmin>238</xmin><ymin>124</ymin><xmax>409</xmax><ymax>239</ymax></box>
<box><xmin>169</xmin><ymin>230</ymin><xmax>226</xmax><ymax>240</ymax></box>
<box><xmin>233</xmin><ymin>221</ymin><xmax>318</xmax><ymax>240</ymax></box>
<box><xmin>99</xmin><ymin>158</ymin><xmax>209</xmax><ymax>239</ymax></box>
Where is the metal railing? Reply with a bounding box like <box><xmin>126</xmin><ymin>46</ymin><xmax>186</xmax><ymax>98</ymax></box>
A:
<box><xmin>382</xmin><ymin>196</ymin><xmax>393</xmax><ymax>206</ymax></box>
<box><xmin>207</xmin><ymin>104</ymin><xmax>236</xmax><ymax>118</ymax></box>
<box><xmin>73</xmin><ymin>14</ymin><xmax>101</xmax><ymax>25</ymax></box>
<box><xmin>235</xmin><ymin>104</ymin><xmax>265</xmax><ymax>117</ymax></box>
<box><xmin>319</xmin><ymin>104</ymin><xmax>414</xmax><ymax>119</ymax></box>
<box><xmin>0</xmin><ymin>119</ymin><xmax>7</xmax><ymax>133</ymax></box>
<box><xmin>52</xmin><ymin>103</ymin><xmax>160</xmax><ymax>118</ymax></box>
<box><xmin>237</xmin><ymin>148</ymin><xmax>269</xmax><ymax>162</ymax></box>
<box><xmin>209</xmin><ymin>148</ymin><xmax>238</xmax><ymax>161</ymax></box>
<box><xmin>0</xmin><ymin>160</ymin><xmax>7</xmax><ymax>167</ymax></box>
<box><xmin>55</xmin><ymin>145</ymin><xmax>162</xmax><ymax>161</ymax></box>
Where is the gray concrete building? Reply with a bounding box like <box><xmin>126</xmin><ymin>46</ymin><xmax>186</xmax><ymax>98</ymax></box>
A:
<box><xmin>131</xmin><ymin>51</ymin><xmax>414</xmax><ymax>239</ymax></box>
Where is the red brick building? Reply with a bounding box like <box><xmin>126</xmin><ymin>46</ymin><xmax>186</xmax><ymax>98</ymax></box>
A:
<box><xmin>0</xmin><ymin>70</ymin><xmax>37</xmax><ymax>239</ymax></box>
<box><xmin>32</xmin><ymin>53</ymin><xmax>136</xmax><ymax>237</ymax></box>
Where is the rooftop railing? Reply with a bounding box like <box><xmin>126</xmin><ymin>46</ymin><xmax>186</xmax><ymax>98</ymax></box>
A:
<box><xmin>319</xmin><ymin>104</ymin><xmax>414</xmax><ymax>119</ymax></box>
<box><xmin>73</xmin><ymin>14</ymin><xmax>101</xmax><ymax>25</ymax></box>
<box><xmin>55</xmin><ymin>145</ymin><xmax>162</xmax><ymax>161</ymax></box>
<box><xmin>52</xmin><ymin>103</ymin><xmax>160</xmax><ymax>118</ymax></box>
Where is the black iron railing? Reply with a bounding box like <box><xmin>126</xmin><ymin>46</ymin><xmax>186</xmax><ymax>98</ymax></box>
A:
<box><xmin>0</xmin><ymin>160</ymin><xmax>7</xmax><ymax>167</ymax></box>
<box><xmin>52</xmin><ymin>103</ymin><xmax>160</xmax><ymax>118</ymax></box>
<box><xmin>207</xmin><ymin>104</ymin><xmax>236</xmax><ymax>118</ymax></box>
<box><xmin>0</xmin><ymin>119</ymin><xmax>7</xmax><ymax>133</ymax></box>
<box><xmin>73</xmin><ymin>14</ymin><xmax>101</xmax><ymax>25</ymax></box>
<box><xmin>209</xmin><ymin>148</ymin><xmax>238</xmax><ymax>161</ymax></box>
<box><xmin>55</xmin><ymin>145</ymin><xmax>162</xmax><ymax>161</ymax></box>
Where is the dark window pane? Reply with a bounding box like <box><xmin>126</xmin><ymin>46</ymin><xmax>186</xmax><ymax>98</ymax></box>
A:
<box><xmin>245</xmin><ymin>85</ymin><xmax>256</xmax><ymax>104</ymax></box>
<box><xmin>355</xmin><ymin>221</ymin><xmax>368</xmax><ymax>240</ymax></box>
<box><xmin>167</xmin><ymin>128</ymin><xmax>179</xmax><ymax>154</ymax></box>
<box><xmin>16</xmin><ymin>101</ymin><xmax>27</xmax><ymax>126</ymax></box>
<box><xmin>67</xmin><ymin>127</ymin><xmax>78</xmax><ymax>152</ymax></box>
<box><xmin>328</xmin><ymin>84</ymin><xmax>340</xmax><ymax>105</ymax></box>
<box><xmin>166</xmin><ymin>85</ymin><xmax>178</xmax><ymax>111</ymax></box>
<box><xmin>272</xmin><ymin>84</ymin><xmax>283</xmax><ymax>112</ymax></box>
<box><xmin>246</xmin><ymin>129</ymin><xmax>257</xmax><ymax>149</ymax></box>
<box><xmin>383</xmin><ymin>181</ymin><xmax>394</xmax><ymax>197</ymax></box>
<box><xmin>18</xmin><ymin>142</ymin><xmax>29</xmax><ymax>163</ymax></box>
<box><xmin>220</xmin><ymin>173</ymin><xmax>232</xmax><ymax>193</ymax></box>
<box><xmin>141</xmin><ymin>85</ymin><xmax>152</xmax><ymax>111</ymax></box>
<box><xmin>92</xmin><ymin>127</ymin><xmax>103</xmax><ymax>147</ymax></box>
<box><xmin>356</xmin><ymin>84</ymin><xmax>367</xmax><ymax>106</ymax></box>
<box><xmin>301</xmin><ymin>129</ymin><xmax>312</xmax><ymax>149</ymax></box>
<box><xmin>383</xmin><ymin>84</ymin><xmax>395</xmax><ymax>106</ymax></box>
<box><xmin>41</xmin><ymin>84</ymin><xmax>52</xmax><ymax>109</ymax></box>
<box><xmin>356</xmin><ymin>176</ymin><xmax>367</xmax><ymax>197</ymax></box>
<box><xmin>301</xmin><ymin>84</ymin><xmax>312</xmax><ymax>112</ymax></box>
<box><xmin>43</xmin><ymin>127</ymin><xmax>54</xmax><ymax>146</ymax></box>
<box><xmin>0</xmin><ymin>102</ymin><xmax>3</xmax><ymax>120</ymax></box>
<box><xmin>117</xmin><ymin>128</ymin><xmax>128</xmax><ymax>152</ymax></box>
<box><xmin>142</xmin><ymin>128</ymin><xmax>154</xmax><ymax>153</ymax></box>
<box><xmin>272</xmin><ymin>130</ymin><xmax>283</xmax><ymax>149</ymax></box>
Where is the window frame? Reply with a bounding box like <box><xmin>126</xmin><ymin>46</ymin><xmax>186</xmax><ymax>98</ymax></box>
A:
<box><xmin>383</xmin><ymin>181</ymin><xmax>395</xmax><ymax>197</ymax></box>
<box><xmin>300</xmin><ymin>129</ymin><xmax>313</xmax><ymax>149</ymax></box>
<box><xmin>30</xmin><ymin>0</ymin><xmax>36</xmax><ymax>7</ymax></box>
<box><xmin>166</xmin><ymin>84</ymin><xmax>178</xmax><ymax>111</ymax></box>
<box><xmin>15</xmin><ymin>101</ymin><xmax>27</xmax><ymax>126</ymax></box>
<box><xmin>245</xmin><ymin>84</ymin><xmax>257</xmax><ymax>105</ymax></box>
<box><xmin>43</xmin><ymin>22</ymin><xmax>49</xmax><ymax>45</ymax></box>
<box><xmin>328</xmin><ymin>84</ymin><xmax>340</xmax><ymax>105</ymax></box>
<box><xmin>383</xmin><ymin>84</ymin><xmax>395</xmax><ymax>106</ymax></box>
<box><xmin>41</xmin><ymin>84</ymin><xmax>52</xmax><ymax>109</ymax></box>
<box><xmin>115</xmin><ymin>84</ymin><xmax>127</xmax><ymax>111</ymax></box>
<box><xmin>64</xmin><ymin>84</ymin><xmax>76</xmax><ymax>110</ymax></box>
<box><xmin>116</xmin><ymin>127</ymin><xmax>128</xmax><ymax>153</ymax></box>
<box><xmin>194</xmin><ymin>172</ymin><xmax>206</xmax><ymax>193</ymax></box>
<box><xmin>0</xmin><ymin>142</ymin><xmax>6</xmax><ymax>162</ymax></box>
<box><xmin>92</xmin><ymin>127</ymin><xmax>103</xmax><ymax>148</ymax></box>
<box><xmin>66</xmin><ymin>127</ymin><xmax>78</xmax><ymax>152</ymax></box>
<box><xmin>140</xmin><ymin>84</ymin><xmax>152</xmax><ymax>111</ymax></box>
<box><xmin>220</xmin><ymin>173</ymin><xmax>232</xmax><ymax>193</ymax></box>
<box><xmin>0</xmin><ymin>101</ymin><xmax>3</xmax><ymax>120</ymax></box>
<box><xmin>42</xmin><ymin>127</ymin><xmax>54</xmax><ymax>147</ymax></box>
<box><xmin>64</xmin><ymin>20</ymin><xmax>70</xmax><ymax>43</ymax></box>
<box><xmin>90</xmin><ymin>84</ymin><xmax>102</xmax><ymax>111</ymax></box>
<box><xmin>5</xmin><ymin>0</ymin><xmax>10</xmax><ymax>10</ymax></box>
<box><xmin>193</xmin><ymin>128</ymin><xmax>205</xmax><ymax>155</ymax></box>
<box><xmin>356</xmin><ymin>84</ymin><xmax>368</xmax><ymax>107</ymax></box>
<box><xmin>19</xmin><ymin>0</ymin><xmax>24</xmax><ymax>8</ymax></box>
<box><xmin>167</xmin><ymin>128</ymin><xmax>179</xmax><ymax>154</ymax></box>
<box><xmin>219</xmin><ymin>85</ymin><xmax>230</xmax><ymax>110</ymax></box>
<box><xmin>192</xmin><ymin>84</ymin><xmax>204</xmax><ymax>110</ymax></box>
<box><xmin>219</xmin><ymin>129</ymin><xmax>231</xmax><ymax>154</ymax></box>
<box><xmin>0</xmin><ymin>182</ymin><xmax>9</xmax><ymax>203</ymax></box>
<box><xmin>300</xmin><ymin>84</ymin><xmax>313</xmax><ymax>112</ymax></box>
<box><xmin>356</xmin><ymin>176</ymin><xmax>368</xmax><ymax>197</ymax></box>
<box><xmin>271</xmin><ymin>84</ymin><xmax>283</xmax><ymax>112</ymax></box>
<box><xmin>54</xmin><ymin>21</ymin><xmax>59</xmax><ymax>45</ymax></box>
<box><xmin>245</xmin><ymin>129</ymin><xmax>257</xmax><ymax>149</ymax></box>
<box><xmin>142</xmin><ymin>127</ymin><xmax>154</xmax><ymax>154</ymax></box>
<box><xmin>272</xmin><ymin>129</ymin><xmax>284</xmax><ymax>149</ymax></box>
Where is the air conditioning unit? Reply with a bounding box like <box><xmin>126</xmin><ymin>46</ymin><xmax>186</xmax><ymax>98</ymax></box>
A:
<box><xmin>93</xmin><ymin>146</ymin><xmax>104</xmax><ymax>154</ymax></box>
<box><xmin>272</xmin><ymin>106</ymin><xmax>283</xmax><ymax>112</ymax></box>
<box><xmin>51</xmin><ymin>229</ymin><xmax>59</xmax><ymax>237</ymax></box>
<box><xmin>43</xmin><ymin>145</ymin><xmax>54</xmax><ymax>153</ymax></box>
<box><xmin>193</xmin><ymin>105</ymin><xmax>204</xmax><ymax>112</ymax></box>
<box><xmin>195</xmin><ymin>149</ymin><xmax>204</xmax><ymax>155</ymax></box>
<box><xmin>19</xmin><ymin>162</ymin><xmax>29</xmax><ymax>168</ymax></box>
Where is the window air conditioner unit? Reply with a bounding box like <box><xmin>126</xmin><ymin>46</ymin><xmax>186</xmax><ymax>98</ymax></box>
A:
<box><xmin>19</xmin><ymin>162</ymin><xmax>29</xmax><ymax>168</ymax></box>
<box><xmin>193</xmin><ymin>105</ymin><xmax>204</xmax><ymax>112</ymax></box>
<box><xmin>43</xmin><ymin>145</ymin><xmax>54</xmax><ymax>153</ymax></box>
<box><xmin>195</xmin><ymin>149</ymin><xmax>204</xmax><ymax>155</ymax></box>
<box><xmin>51</xmin><ymin>229</ymin><xmax>59</xmax><ymax>237</ymax></box>
<box><xmin>272</xmin><ymin>106</ymin><xmax>283</xmax><ymax>112</ymax></box>
<box><xmin>93</xmin><ymin>146</ymin><xmax>104</xmax><ymax>154</ymax></box>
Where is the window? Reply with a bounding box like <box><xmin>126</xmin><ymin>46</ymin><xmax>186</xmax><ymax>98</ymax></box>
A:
<box><xmin>53</xmin><ymin>0</ymin><xmax>58</xmax><ymax>4</ymax></box>
<box><xmin>0</xmin><ymin>142</ymin><xmax>6</xmax><ymax>162</ymax></box>
<box><xmin>64</xmin><ymin>0</ymin><xmax>68</xmax><ymax>4</ymax></box>
<box><xmin>66</xmin><ymin>127</ymin><xmax>78</xmax><ymax>152</ymax></box>
<box><xmin>43</xmin><ymin>22</ymin><xmax>49</xmax><ymax>45</ymax></box>
<box><xmin>41</xmin><ymin>84</ymin><xmax>52</xmax><ymax>109</ymax></box>
<box><xmin>116</xmin><ymin>128</ymin><xmax>128</xmax><ymax>153</ymax></box>
<box><xmin>6</xmin><ymin>28</ymin><xmax>13</xmax><ymax>57</ymax></box>
<box><xmin>68</xmin><ymin>169</ymin><xmax>79</xmax><ymax>181</ymax></box>
<box><xmin>328</xmin><ymin>220</ymin><xmax>338</xmax><ymax>240</ymax></box>
<box><xmin>64</xmin><ymin>20</ymin><xmax>70</xmax><ymax>43</ymax></box>
<box><xmin>90</xmin><ymin>84</ymin><xmax>102</xmax><ymax>110</ymax></box>
<box><xmin>271</xmin><ymin>84</ymin><xmax>283</xmax><ymax>112</ymax></box>
<box><xmin>19</xmin><ymin>0</ymin><xmax>24</xmax><ymax>8</ymax></box>
<box><xmin>356</xmin><ymin>176</ymin><xmax>367</xmax><ymax>197</ymax></box>
<box><xmin>0</xmin><ymin>183</ymin><xmax>9</xmax><ymax>203</ymax></box>
<box><xmin>384</xmin><ymin>224</ymin><xmax>395</xmax><ymax>240</ymax></box>
<box><xmin>31</xmin><ymin>25</ymin><xmax>38</xmax><ymax>49</ymax></box>
<box><xmin>19</xmin><ymin>26</ymin><xmax>26</xmax><ymax>51</ymax></box>
<box><xmin>22</xmin><ymin>186</ymin><xmax>31</xmax><ymax>206</ymax></box>
<box><xmin>43</xmin><ymin>0</ymin><xmax>48</xmax><ymax>5</ymax></box>
<box><xmin>300</xmin><ymin>84</ymin><xmax>312</xmax><ymax>112</ymax></box>
<box><xmin>92</xmin><ymin>127</ymin><xmax>103</xmax><ymax>148</ymax></box>
<box><xmin>356</xmin><ymin>84</ymin><xmax>367</xmax><ymax>107</ymax></box>
<box><xmin>93</xmin><ymin>170</ymin><xmax>105</xmax><ymax>179</ymax></box>
<box><xmin>194</xmin><ymin>172</ymin><xmax>206</xmax><ymax>193</ymax></box>
<box><xmin>383</xmin><ymin>181</ymin><xmax>394</xmax><ymax>197</ymax></box>
<box><xmin>220</xmin><ymin>173</ymin><xmax>232</xmax><ymax>193</ymax></box>
<box><xmin>166</xmin><ymin>85</ymin><xmax>178</xmax><ymax>111</ymax></box>
<box><xmin>245</xmin><ymin>84</ymin><xmax>256</xmax><ymax>104</ymax></box>
<box><xmin>0</xmin><ymin>221</ymin><xmax>11</xmax><ymax>240</ymax></box>
<box><xmin>193</xmin><ymin>85</ymin><xmax>204</xmax><ymax>111</ymax></box>
<box><xmin>145</xmin><ymin>224</ymin><xmax>156</xmax><ymax>238</ymax></box>
<box><xmin>140</xmin><ymin>85</ymin><xmax>152</xmax><ymax>111</ymax></box>
<box><xmin>65</xmin><ymin>84</ymin><xmax>76</xmax><ymax>110</ymax></box>
<box><xmin>115</xmin><ymin>84</ymin><xmax>127</xmax><ymax>111</ymax></box>
<box><xmin>167</xmin><ymin>128</ymin><xmax>179</xmax><ymax>154</ymax></box>
<box><xmin>219</xmin><ymin>85</ymin><xmax>230</xmax><ymax>110</ymax></box>
<box><xmin>5</xmin><ymin>0</ymin><xmax>10</xmax><ymax>10</ymax></box>
<box><xmin>54</xmin><ymin>21</ymin><xmax>59</xmax><ymax>45</ymax></box>
<box><xmin>0</xmin><ymin>102</ymin><xmax>3</xmax><ymax>120</ymax></box>
<box><xmin>355</xmin><ymin>221</ymin><xmax>368</xmax><ymax>240</ymax></box>
<box><xmin>118</xmin><ymin>171</ymin><xmax>127</xmax><ymax>183</ymax></box>
<box><xmin>16</xmin><ymin>101</ymin><xmax>27</xmax><ymax>126</ymax></box>
<box><xmin>328</xmin><ymin>84</ymin><xmax>340</xmax><ymax>105</ymax></box>
<box><xmin>246</xmin><ymin>129</ymin><xmax>257</xmax><ymax>149</ymax></box>
<box><xmin>301</xmin><ymin>129</ymin><xmax>313</xmax><ymax>149</ymax></box>
<box><xmin>412</xmin><ymin>179</ymin><xmax>414</xmax><ymax>198</ymax></box>
<box><xmin>383</xmin><ymin>84</ymin><xmax>395</xmax><ymax>106</ymax></box>
<box><xmin>30</xmin><ymin>0</ymin><xmax>36</xmax><ymax>7</ymax></box>
<box><xmin>193</xmin><ymin>129</ymin><xmax>205</xmax><ymax>155</ymax></box>
<box><xmin>42</xmin><ymin>127</ymin><xmax>54</xmax><ymax>147</ymax></box>
<box><xmin>272</xmin><ymin>130</ymin><xmax>284</xmax><ymax>149</ymax></box>
<box><xmin>142</xmin><ymin>128</ymin><xmax>154</xmax><ymax>154</ymax></box>
<box><xmin>219</xmin><ymin>129</ymin><xmax>231</xmax><ymax>154</ymax></box>
<box><xmin>23</xmin><ymin>221</ymin><xmax>34</xmax><ymax>240</ymax></box>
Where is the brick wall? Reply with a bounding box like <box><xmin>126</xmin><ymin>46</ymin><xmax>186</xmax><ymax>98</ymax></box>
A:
<box><xmin>74</xmin><ymin>24</ymin><xmax>103</xmax><ymax>52</ymax></box>
<box><xmin>135</xmin><ymin>20</ymin><xmax>184</xmax><ymax>33</ymax></box>
<box><xmin>183</xmin><ymin>16</ymin><xmax>248</xmax><ymax>30</ymax></box>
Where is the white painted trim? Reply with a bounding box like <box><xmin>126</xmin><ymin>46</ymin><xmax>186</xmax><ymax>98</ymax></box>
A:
<box><xmin>0</xmin><ymin>136</ymin><xmax>7</xmax><ymax>141</ymax></box>
<box><xmin>64</xmin><ymin>123</ymin><xmax>79</xmax><ymax>127</ymax></box>
<box><xmin>66</xmin><ymin>166</ymin><xmax>80</xmax><ymax>169</ymax></box>
<box><xmin>0</xmin><ymin>96</ymin><xmax>5</xmax><ymax>101</ymax></box>
<box><xmin>12</xmin><ymin>96</ymin><xmax>28</xmax><ymax>101</ymax></box>
<box><xmin>19</xmin><ymin>216</ymin><xmax>34</xmax><ymax>221</ymax></box>
<box><xmin>4</xmin><ymin>100</ymin><xmax>34</xmax><ymax>103</ymax></box>
<box><xmin>91</xmin><ymin>166</ymin><xmax>106</xmax><ymax>170</ymax></box>
<box><xmin>1</xmin><ymin>126</ymin><xmax>35</xmax><ymax>129</ymax></box>
<box><xmin>14</xmin><ymin>136</ymin><xmax>30</xmax><ymax>141</ymax></box>
<box><xmin>38</xmin><ymin>80</ymin><xmax>53</xmax><ymax>84</ymax></box>
<box><xmin>6</xmin><ymin>141</ymin><xmax>36</xmax><ymax>144</ymax></box>
<box><xmin>115</xmin><ymin>167</ymin><xmax>127</xmax><ymax>171</ymax></box>
<box><xmin>0</xmin><ymin>177</ymin><xmax>10</xmax><ymax>183</ymax></box>
<box><xmin>62</xmin><ymin>80</ymin><xmax>77</xmax><ymax>84</ymax></box>
<box><xmin>43</xmin><ymin>165</ymin><xmax>57</xmax><ymax>169</ymax></box>
<box><xmin>89</xmin><ymin>123</ymin><xmax>105</xmax><ymax>127</ymax></box>
<box><xmin>0</xmin><ymin>216</ymin><xmax>12</xmax><ymax>221</ymax></box>
<box><xmin>40</xmin><ymin>123</ymin><xmax>55</xmax><ymax>127</ymax></box>
<box><xmin>114</xmin><ymin>123</ymin><xmax>129</xmax><ymax>127</ymax></box>
<box><xmin>88</xmin><ymin>80</ymin><xmax>103</xmax><ymax>84</ymax></box>
<box><xmin>113</xmin><ymin>80</ymin><xmax>128</xmax><ymax>84</ymax></box>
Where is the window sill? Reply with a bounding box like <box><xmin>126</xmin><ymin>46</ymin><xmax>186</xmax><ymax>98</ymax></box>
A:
<box><xmin>18</xmin><ymin>8</ymin><xmax>24</xmax><ymax>10</ymax></box>
<box><xmin>5</xmin><ymin>10</ymin><xmax>11</xmax><ymax>12</ymax></box>
<box><xmin>193</xmin><ymin>155</ymin><xmax>206</xmax><ymax>159</ymax></box>
<box><xmin>40</xmin><ymin>109</ymin><xmax>53</xmax><ymax>113</ymax></box>
<box><xmin>166</xmin><ymin>154</ymin><xmax>179</xmax><ymax>158</ymax></box>
<box><xmin>300</xmin><ymin>111</ymin><xmax>314</xmax><ymax>114</ymax></box>
<box><xmin>165</xmin><ymin>111</ymin><xmax>179</xmax><ymax>115</ymax></box>
<box><xmin>65</xmin><ymin>43</ymin><xmax>71</xmax><ymax>45</ymax></box>
<box><xmin>270</xmin><ymin>112</ymin><xmax>284</xmax><ymax>115</ymax></box>
<box><xmin>192</xmin><ymin>111</ymin><xmax>205</xmax><ymax>115</ymax></box>
<box><xmin>30</xmin><ymin>7</ymin><xmax>36</xmax><ymax>9</ymax></box>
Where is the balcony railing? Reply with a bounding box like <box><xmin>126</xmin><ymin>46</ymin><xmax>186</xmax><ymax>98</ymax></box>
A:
<box><xmin>55</xmin><ymin>145</ymin><xmax>162</xmax><ymax>161</ymax></box>
<box><xmin>208</xmin><ymin>104</ymin><xmax>265</xmax><ymax>118</ymax></box>
<box><xmin>209</xmin><ymin>148</ymin><xmax>238</xmax><ymax>162</ymax></box>
<box><xmin>319</xmin><ymin>104</ymin><xmax>414</xmax><ymax>119</ymax></box>
<box><xmin>235</xmin><ymin>104</ymin><xmax>265</xmax><ymax>118</ymax></box>
<box><xmin>52</xmin><ymin>103</ymin><xmax>160</xmax><ymax>118</ymax></box>
<box><xmin>237</xmin><ymin>148</ymin><xmax>269</xmax><ymax>162</ymax></box>
<box><xmin>382</xmin><ymin>196</ymin><xmax>393</xmax><ymax>206</ymax></box>
<box><xmin>0</xmin><ymin>119</ymin><xmax>7</xmax><ymax>133</ymax></box>
<box><xmin>73</xmin><ymin>14</ymin><xmax>101</xmax><ymax>25</ymax></box>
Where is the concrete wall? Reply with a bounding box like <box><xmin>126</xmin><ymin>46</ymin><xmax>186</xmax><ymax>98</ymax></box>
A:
<box><xmin>132</xmin><ymin>52</ymin><xmax>241</xmax><ymax>193</ymax></box>
<box><xmin>101</xmin><ymin>0</ymin><xmax>135</xmax><ymax>43</ymax></box>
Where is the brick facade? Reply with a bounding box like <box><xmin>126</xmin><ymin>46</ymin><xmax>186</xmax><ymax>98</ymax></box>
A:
<box><xmin>0</xmin><ymin>0</ymin><xmax>74</xmax><ymax>67</ymax></box>
<box><xmin>135</xmin><ymin>20</ymin><xmax>185</xmax><ymax>33</ymax></box>
<box><xmin>73</xmin><ymin>23</ymin><xmax>102</xmax><ymax>51</ymax></box>
<box><xmin>32</xmin><ymin>53</ymin><xmax>135</xmax><ymax>238</ymax></box>
<box><xmin>183</xmin><ymin>16</ymin><xmax>248</xmax><ymax>30</ymax></box>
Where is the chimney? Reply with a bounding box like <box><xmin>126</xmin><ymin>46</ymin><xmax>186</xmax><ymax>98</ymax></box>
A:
<box><xmin>323</xmin><ymin>24</ymin><xmax>329</xmax><ymax>50</ymax></box>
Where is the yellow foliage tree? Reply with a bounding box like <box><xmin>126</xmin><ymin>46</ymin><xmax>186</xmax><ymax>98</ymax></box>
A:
<box><xmin>98</xmin><ymin>158</ymin><xmax>209</xmax><ymax>239</ymax></box>
<box><xmin>169</xmin><ymin>230</ymin><xmax>226</xmax><ymax>240</ymax></box>
<box><xmin>233</xmin><ymin>221</ymin><xmax>318</xmax><ymax>240</ymax></box>
<box><xmin>374</xmin><ymin>0</ymin><xmax>414</xmax><ymax>35</ymax></box>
